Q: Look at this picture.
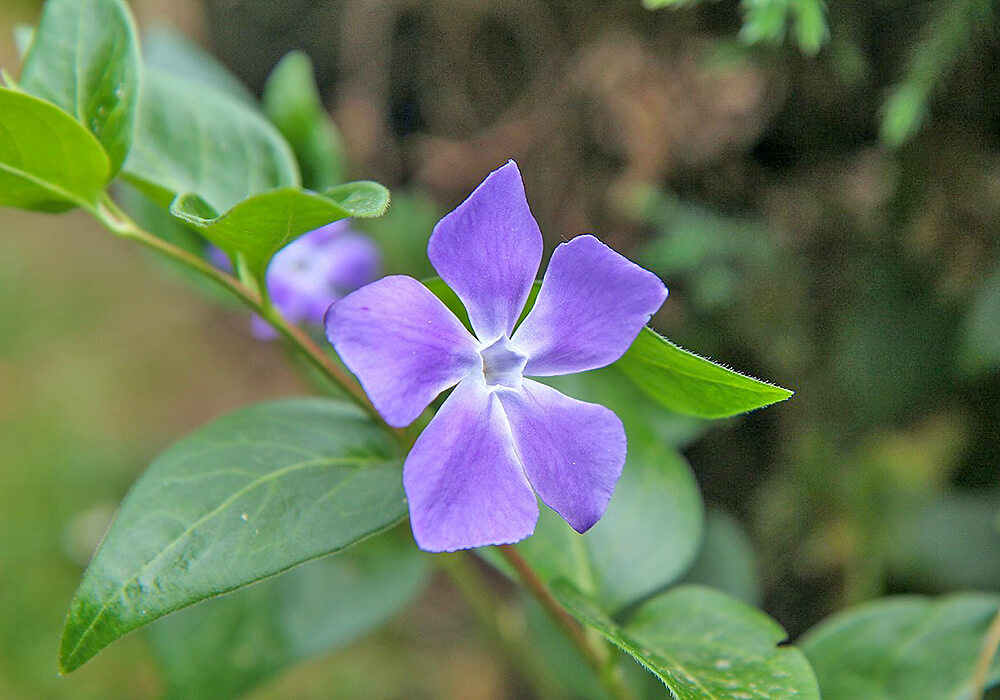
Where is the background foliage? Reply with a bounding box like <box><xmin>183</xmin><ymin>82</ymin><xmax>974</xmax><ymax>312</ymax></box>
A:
<box><xmin>1</xmin><ymin>0</ymin><xmax>999</xmax><ymax>697</ymax></box>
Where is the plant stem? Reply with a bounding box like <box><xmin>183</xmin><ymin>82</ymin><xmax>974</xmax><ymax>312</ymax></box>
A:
<box><xmin>95</xmin><ymin>192</ymin><xmax>629</xmax><ymax>699</ymax></box>
<box><xmin>434</xmin><ymin>553</ymin><xmax>563</xmax><ymax>697</ymax></box>
<box><xmin>92</xmin><ymin>196</ymin><xmax>392</xmax><ymax>432</ymax></box>
<box><xmin>498</xmin><ymin>545</ymin><xmax>635</xmax><ymax>700</ymax></box>
<box><xmin>971</xmin><ymin>606</ymin><xmax>1000</xmax><ymax>700</ymax></box>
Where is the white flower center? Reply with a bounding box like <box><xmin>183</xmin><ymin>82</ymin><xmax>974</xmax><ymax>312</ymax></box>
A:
<box><xmin>480</xmin><ymin>336</ymin><xmax>528</xmax><ymax>389</ymax></box>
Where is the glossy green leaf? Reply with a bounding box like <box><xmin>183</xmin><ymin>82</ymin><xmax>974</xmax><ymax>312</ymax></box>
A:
<box><xmin>20</xmin><ymin>0</ymin><xmax>140</xmax><ymax>175</ymax></box>
<box><xmin>59</xmin><ymin>398</ymin><xmax>407</xmax><ymax>673</ymax></box>
<box><xmin>555</xmin><ymin>582</ymin><xmax>821</xmax><ymax>699</ymax></box>
<box><xmin>143</xmin><ymin>25</ymin><xmax>257</xmax><ymax>107</ymax></box>
<box><xmin>146</xmin><ymin>532</ymin><xmax>429</xmax><ymax>700</ymax></box>
<box><xmin>169</xmin><ymin>181</ymin><xmax>390</xmax><ymax>284</ymax></box>
<box><xmin>0</xmin><ymin>87</ymin><xmax>110</xmax><ymax>212</ymax></box>
<box><xmin>263</xmin><ymin>51</ymin><xmax>347</xmax><ymax>190</ymax></box>
<box><xmin>426</xmin><ymin>277</ymin><xmax>792</xmax><ymax>418</ymax></box>
<box><xmin>124</xmin><ymin>67</ymin><xmax>298</xmax><ymax>211</ymax></box>
<box><xmin>616</xmin><ymin>329</ymin><xmax>793</xmax><ymax>418</ymax></box>
<box><xmin>802</xmin><ymin>594</ymin><xmax>1000</xmax><ymax>699</ymax></box>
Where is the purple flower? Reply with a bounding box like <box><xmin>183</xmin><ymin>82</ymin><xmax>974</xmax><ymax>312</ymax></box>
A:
<box><xmin>211</xmin><ymin>221</ymin><xmax>380</xmax><ymax>339</ymax></box>
<box><xmin>325</xmin><ymin>162</ymin><xmax>667</xmax><ymax>552</ymax></box>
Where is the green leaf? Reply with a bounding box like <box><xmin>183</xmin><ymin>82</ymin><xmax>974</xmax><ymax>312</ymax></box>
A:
<box><xmin>802</xmin><ymin>594</ymin><xmax>1000</xmax><ymax>699</ymax></box>
<box><xmin>263</xmin><ymin>51</ymin><xmax>347</xmax><ymax>191</ymax></box>
<box><xmin>20</xmin><ymin>0</ymin><xmax>140</xmax><ymax>176</ymax></box>
<box><xmin>0</xmin><ymin>87</ymin><xmax>110</xmax><ymax>212</ymax></box>
<box><xmin>681</xmin><ymin>508</ymin><xmax>762</xmax><ymax>606</ymax></box>
<box><xmin>124</xmin><ymin>67</ymin><xmax>298</xmax><ymax>212</ymax></box>
<box><xmin>143</xmin><ymin>25</ymin><xmax>257</xmax><ymax>107</ymax></box>
<box><xmin>146</xmin><ymin>531</ymin><xmax>429</xmax><ymax>700</ymax></box>
<box><xmin>960</xmin><ymin>263</ymin><xmax>1000</xmax><ymax>375</ymax></box>
<box><xmin>169</xmin><ymin>181</ymin><xmax>390</xmax><ymax>284</ymax></box>
<box><xmin>423</xmin><ymin>276</ymin><xmax>791</xmax><ymax>419</ymax></box>
<box><xmin>59</xmin><ymin>398</ymin><xmax>407</xmax><ymax>673</ymax></box>
<box><xmin>890</xmin><ymin>491</ymin><xmax>1000</xmax><ymax>593</ymax></box>
<box><xmin>615</xmin><ymin>328</ymin><xmax>793</xmax><ymax>418</ymax></box>
<box><xmin>554</xmin><ymin>582</ymin><xmax>821</xmax><ymax>699</ymax></box>
<box><xmin>13</xmin><ymin>23</ymin><xmax>34</xmax><ymax>58</ymax></box>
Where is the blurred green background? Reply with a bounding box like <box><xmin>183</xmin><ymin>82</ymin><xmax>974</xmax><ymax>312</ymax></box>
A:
<box><xmin>2</xmin><ymin>0</ymin><xmax>999</xmax><ymax>697</ymax></box>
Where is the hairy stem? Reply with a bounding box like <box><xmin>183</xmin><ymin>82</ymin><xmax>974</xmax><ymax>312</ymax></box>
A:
<box><xmin>971</xmin><ymin>606</ymin><xmax>1000</xmax><ymax>700</ymax></box>
<box><xmin>498</xmin><ymin>545</ymin><xmax>635</xmax><ymax>700</ymax></box>
<box><xmin>92</xmin><ymin>195</ymin><xmax>392</xmax><ymax>433</ymax></box>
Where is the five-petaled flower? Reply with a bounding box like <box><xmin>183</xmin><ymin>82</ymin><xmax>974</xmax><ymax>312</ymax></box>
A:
<box><xmin>325</xmin><ymin>161</ymin><xmax>667</xmax><ymax>552</ymax></box>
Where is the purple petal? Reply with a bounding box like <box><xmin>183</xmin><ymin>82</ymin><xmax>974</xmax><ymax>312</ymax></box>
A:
<box><xmin>323</xmin><ymin>232</ymin><xmax>381</xmax><ymax>293</ymax></box>
<box><xmin>428</xmin><ymin>161</ymin><xmax>542</xmax><ymax>342</ymax></box>
<box><xmin>404</xmin><ymin>377</ymin><xmax>539</xmax><ymax>552</ymax></box>
<box><xmin>325</xmin><ymin>276</ymin><xmax>480</xmax><ymax>427</ymax></box>
<box><xmin>497</xmin><ymin>379</ymin><xmax>625</xmax><ymax>533</ymax></box>
<box><xmin>513</xmin><ymin>235</ymin><xmax>667</xmax><ymax>376</ymax></box>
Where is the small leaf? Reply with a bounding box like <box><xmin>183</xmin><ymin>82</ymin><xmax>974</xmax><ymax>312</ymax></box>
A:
<box><xmin>615</xmin><ymin>328</ymin><xmax>793</xmax><ymax>418</ymax></box>
<box><xmin>169</xmin><ymin>182</ymin><xmax>389</xmax><ymax>284</ymax></box>
<box><xmin>802</xmin><ymin>594</ymin><xmax>1000</xmax><ymax>699</ymax></box>
<box><xmin>263</xmin><ymin>51</ymin><xmax>347</xmax><ymax>190</ymax></box>
<box><xmin>146</xmin><ymin>532</ymin><xmax>429</xmax><ymax>699</ymax></box>
<box><xmin>554</xmin><ymin>581</ymin><xmax>821</xmax><ymax>699</ymax></box>
<box><xmin>59</xmin><ymin>398</ymin><xmax>407</xmax><ymax>673</ymax></box>
<box><xmin>0</xmin><ymin>87</ymin><xmax>109</xmax><ymax>212</ymax></box>
<box><xmin>20</xmin><ymin>0</ymin><xmax>140</xmax><ymax>175</ymax></box>
<box><xmin>124</xmin><ymin>67</ymin><xmax>298</xmax><ymax>212</ymax></box>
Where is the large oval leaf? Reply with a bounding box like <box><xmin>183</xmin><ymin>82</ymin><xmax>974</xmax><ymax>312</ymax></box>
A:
<box><xmin>555</xmin><ymin>582</ymin><xmax>821</xmax><ymax>699</ymax></box>
<box><xmin>616</xmin><ymin>328</ymin><xmax>794</xmax><ymax>418</ymax></box>
<box><xmin>0</xmin><ymin>87</ymin><xmax>110</xmax><ymax>212</ymax></box>
<box><xmin>20</xmin><ymin>0</ymin><xmax>140</xmax><ymax>175</ymax></box>
<box><xmin>801</xmin><ymin>594</ymin><xmax>1000</xmax><ymax>700</ymax></box>
<box><xmin>59</xmin><ymin>398</ymin><xmax>406</xmax><ymax>673</ymax></box>
<box><xmin>123</xmin><ymin>67</ymin><xmax>299</xmax><ymax>211</ymax></box>
<box><xmin>146</xmin><ymin>531</ymin><xmax>429</xmax><ymax>699</ymax></box>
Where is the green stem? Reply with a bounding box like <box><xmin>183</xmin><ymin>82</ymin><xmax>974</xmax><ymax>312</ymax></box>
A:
<box><xmin>498</xmin><ymin>545</ymin><xmax>635</xmax><ymax>700</ymax></box>
<box><xmin>92</xmin><ymin>195</ymin><xmax>391</xmax><ymax>433</ymax></box>
<box><xmin>95</xmin><ymin>191</ymin><xmax>628</xmax><ymax>699</ymax></box>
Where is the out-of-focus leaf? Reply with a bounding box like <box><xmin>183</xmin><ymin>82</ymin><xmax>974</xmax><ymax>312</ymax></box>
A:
<box><xmin>802</xmin><ymin>594</ymin><xmax>1000</xmax><ymax>699</ymax></box>
<box><xmin>20</xmin><ymin>0</ymin><xmax>140</xmax><ymax>175</ymax></box>
<box><xmin>59</xmin><ymin>398</ymin><xmax>407</xmax><ymax>673</ymax></box>
<box><xmin>13</xmin><ymin>23</ymin><xmax>34</xmax><ymax>58</ymax></box>
<box><xmin>514</xmin><ymin>439</ymin><xmax>703</xmax><ymax>612</ymax></box>
<box><xmin>146</xmin><ymin>532</ymin><xmax>429</xmax><ymax>700</ymax></box>
<box><xmin>169</xmin><ymin>181</ymin><xmax>389</xmax><ymax>285</ymax></box>
<box><xmin>879</xmin><ymin>0</ymin><xmax>997</xmax><ymax>147</ymax></box>
<box><xmin>263</xmin><ymin>51</ymin><xmax>347</xmax><ymax>190</ymax></box>
<box><xmin>555</xmin><ymin>582</ymin><xmax>821</xmax><ymax>699</ymax></box>
<box><xmin>0</xmin><ymin>88</ymin><xmax>110</xmax><ymax>212</ymax></box>
<box><xmin>891</xmin><ymin>491</ymin><xmax>1000</xmax><ymax>592</ymax></box>
<box><xmin>124</xmin><ymin>67</ymin><xmax>298</xmax><ymax>211</ymax></box>
<box><xmin>143</xmin><ymin>25</ymin><xmax>257</xmax><ymax>106</ymax></box>
<box><xmin>615</xmin><ymin>329</ymin><xmax>793</xmax><ymax>418</ymax></box>
<box><xmin>360</xmin><ymin>190</ymin><xmax>440</xmax><ymax>277</ymax></box>
<box><xmin>682</xmin><ymin>508</ymin><xmax>762</xmax><ymax>605</ymax></box>
<box><xmin>960</xmin><ymin>264</ymin><xmax>1000</xmax><ymax>375</ymax></box>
